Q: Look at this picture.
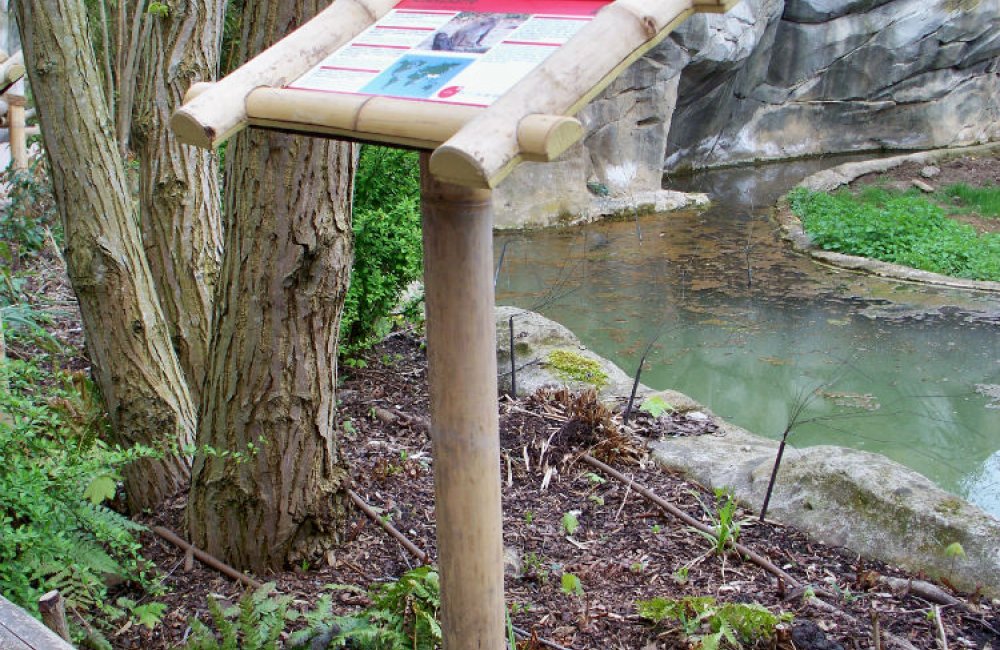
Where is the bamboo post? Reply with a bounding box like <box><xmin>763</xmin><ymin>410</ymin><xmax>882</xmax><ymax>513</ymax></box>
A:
<box><xmin>38</xmin><ymin>591</ymin><xmax>71</xmax><ymax>642</ymax></box>
<box><xmin>420</xmin><ymin>152</ymin><xmax>504</xmax><ymax>650</ymax></box>
<box><xmin>7</xmin><ymin>94</ymin><xmax>26</xmax><ymax>170</ymax></box>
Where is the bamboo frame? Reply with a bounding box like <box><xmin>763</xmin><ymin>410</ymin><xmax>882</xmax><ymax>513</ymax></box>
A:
<box><xmin>172</xmin><ymin>0</ymin><xmax>732</xmax><ymax>182</ymax></box>
<box><xmin>7</xmin><ymin>94</ymin><xmax>27</xmax><ymax>170</ymax></box>
<box><xmin>171</xmin><ymin>0</ymin><xmax>399</xmax><ymax>148</ymax></box>
<box><xmin>0</xmin><ymin>51</ymin><xmax>24</xmax><ymax>95</ymax></box>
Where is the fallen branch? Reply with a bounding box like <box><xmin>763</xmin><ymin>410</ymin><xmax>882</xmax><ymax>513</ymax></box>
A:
<box><xmin>152</xmin><ymin>526</ymin><xmax>262</xmax><ymax>589</ymax></box>
<box><xmin>879</xmin><ymin>576</ymin><xmax>964</xmax><ymax>609</ymax></box>
<box><xmin>349</xmin><ymin>489</ymin><xmax>430</xmax><ymax>565</ymax></box>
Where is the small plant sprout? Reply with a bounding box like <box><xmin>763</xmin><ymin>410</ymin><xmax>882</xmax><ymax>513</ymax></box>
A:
<box><xmin>561</xmin><ymin>510</ymin><xmax>581</xmax><ymax>536</ymax></box>
<box><xmin>640</xmin><ymin>395</ymin><xmax>674</xmax><ymax>419</ymax></box>
<box><xmin>588</xmin><ymin>494</ymin><xmax>605</xmax><ymax>506</ymax></box>
<box><xmin>630</xmin><ymin>561</ymin><xmax>646</xmax><ymax>574</ymax></box>
<box><xmin>651</xmin><ymin>524</ymin><xmax>662</xmax><ymax>534</ymax></box>
<box><xmin>945</xmin><ymin>541</ymin><xmax>966</xmax><ymax>578</ymax></box>
<box><xmin>585</xmin><ymin>472</ymin><xmax>607</xmax><ymax>486</ymax></box>
<box><xmin>672</xmin><ymin>566</ymin><xmax>690</xmax><ymax>585</ymax></box>
<box><xmin>561</xmin><ymin>572</ymin><xmax>584</xmax><ymax>597</ymax></box>
<box><xmin>636</xmin><ymin>596</ymin><xmax>792</xmax><ymax>649</ymax></box>
<box><xmin>523</xmin><ymin>509</ymin><xmax>535</xmax><ymax>525</ymax></box>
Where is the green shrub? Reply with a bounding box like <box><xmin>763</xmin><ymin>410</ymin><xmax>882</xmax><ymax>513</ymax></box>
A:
<box><xmin>292</xmin><ymin>566</ymin><xmax>442</xmax><ymax>650</ymax></box>
<box><xmin>342</xmin><ymin>146</ymin><xmax>423</xmax><ymax>351</ymax></box>
<box><xmin>0</xmin><ymin>150</ymin><xmax>59</xmax><ymax>267</ymax></box>
<box><xmin>0</xmin><ymin>360</ymin><xmax>154</xmax><ymax>616</ymax></box>
<box><xmin>636</xmin><ymin>596</ymin><xmax>791</xmax><ymax>649</ymax></box>
<box><xmin>788</xmin><ymin>187</ymin><xmax>1000</xmax><ymax>281</ymax></box>
<box><xmin>184</xmin><ymin>583</ymin><xmax>292</xmax><ymax>650</ymax></box>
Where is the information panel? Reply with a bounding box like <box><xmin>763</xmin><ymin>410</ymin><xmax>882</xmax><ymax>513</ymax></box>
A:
<box><xmin>288</xmin><ymin>0</ymin><xmax>612</xmax><ymax>107</ymax></box>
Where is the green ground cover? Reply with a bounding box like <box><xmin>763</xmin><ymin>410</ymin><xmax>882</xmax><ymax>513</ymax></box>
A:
<box><xmin>788</xmin><ymin>185</ymin><xmax>1000</xmax><ymax>282</ymax></box>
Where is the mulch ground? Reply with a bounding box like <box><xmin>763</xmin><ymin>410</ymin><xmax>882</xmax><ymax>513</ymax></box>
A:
<box><xmin>106</xmin><ymin>332</ymin><xmax>999</xmax><ymax>650</ymax></box>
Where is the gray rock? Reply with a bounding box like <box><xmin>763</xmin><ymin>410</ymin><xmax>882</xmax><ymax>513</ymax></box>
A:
<box><xmin>652</xmin><ymin>427</ymin><xmax>1000</xmax><ymax>597</ymax></box>
<box><xmin>496</xmin><ymin>306</ymin><xmax>646</xmax><ymax>404</ymax></box>
<box><xmin>920</xmin><ymin>165</ymin><xmax>941</xmax><ymax>179</ymax></box>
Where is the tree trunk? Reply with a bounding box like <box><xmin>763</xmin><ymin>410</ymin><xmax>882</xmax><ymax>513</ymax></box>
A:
<box><xmin>187</xmin><ymin>2</ymin><xmax>355</xmax><ymax>572</ymax></box>
<box><xmin>133</xmin><ymin>1</ymin><xmax>225</xmax><ymax>404</ymax></box>
<box><xmin>15</xmin><ymin>0</ymin><xmax>197</xmax><ymax>511</ymax></box>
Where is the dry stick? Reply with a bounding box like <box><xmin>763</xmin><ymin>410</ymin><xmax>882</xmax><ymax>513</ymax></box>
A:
<box><xmin>872</xmin><ymin>608</ymin><xmax>883</xmax><ymax>650</ymax></box>
<box><xmin>349</xmin><ymin>489</ymin><xmax>430</xmax><ymax>565</ymax></box>
<box><xmin>511</xmin><ymin>625</ymin><xmax>573</xmax><ymax>650</ymax></box>
<box><xmin>581</xmin><ymin>454</ymin><xmax>922</xmax><ymax>650</ymax></box>
<box><xmin>152</xmin><ymin>526</ymin><xmax>262</xmax><ymax>590</ymax></box>
<box><xmin>38</xmin><ymin>590</ymin><xmax>71</xmax><ymax>642</ymax></box>
<box><xmin>933</xmin><ymin>606</ymin><xmax>949</xmax><ymax>650</ymax></box>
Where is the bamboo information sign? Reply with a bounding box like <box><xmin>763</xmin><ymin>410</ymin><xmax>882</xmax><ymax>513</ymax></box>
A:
<box><xmin>172</xmin><ymin>0</ymin><xmax>736</xmax><ymax>648</ymax></box>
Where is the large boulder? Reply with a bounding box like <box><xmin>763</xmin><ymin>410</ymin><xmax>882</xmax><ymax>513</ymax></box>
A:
<box><xmin>652</xmin><ymin>426</ymin><xmax>1000</xmax><ymax>597</ymax></box>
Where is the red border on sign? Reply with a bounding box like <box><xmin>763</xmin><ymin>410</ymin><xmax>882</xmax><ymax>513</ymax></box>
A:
<box><xmin>396</xmin><ymin>0</ymin><xmax>610</xmax><ymax>16</ymax></box>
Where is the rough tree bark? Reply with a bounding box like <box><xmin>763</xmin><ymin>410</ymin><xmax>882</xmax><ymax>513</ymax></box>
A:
<box><xmin>187</xmin><ymin>2</ymin><xmax>355</xmax><ymax>571</ymax></box>
<box><xmin>15</xmin><ymin>0</ymin><xmax>197</xmax><ymax>510</ymax></box>
<box><xmin>133</xmin><ymin>1</ymin><xmax>225</xmax><ymax>403</ymax></box>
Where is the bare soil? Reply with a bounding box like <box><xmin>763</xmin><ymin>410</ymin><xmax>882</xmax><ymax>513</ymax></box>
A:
<box><xmin>100</xmin><ymin>333</ymin><xmax>999</xmax><ymax>650</ymax></box>
<box><xmin>851</xmin><ymin>155</ymin><xmax>1000</xmax><ymax>235</ymax></box>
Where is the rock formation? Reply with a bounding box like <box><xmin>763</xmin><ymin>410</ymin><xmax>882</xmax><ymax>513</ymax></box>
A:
<box><xmin>495</xmin><ymin>0</ymin><xmax>1000</xmax><ymax>227</ymax></box>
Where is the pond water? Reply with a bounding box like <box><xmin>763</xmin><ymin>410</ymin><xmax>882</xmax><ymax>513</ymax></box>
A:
<box><xmin>494</xmin><ymin>157</ymin><xmax>1000</xmax><ymax>518</ymax></box>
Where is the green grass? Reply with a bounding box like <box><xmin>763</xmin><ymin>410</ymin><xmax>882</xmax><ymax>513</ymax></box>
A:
<box><xmin>940</xmin><ymin>183</ymin><xmax>1000</xmax><ymax>218</ymax></box>
<box><xmin>788</xmin><ymin>187</ymin><xmax>1000</xmax><ymax>282</ymax></box>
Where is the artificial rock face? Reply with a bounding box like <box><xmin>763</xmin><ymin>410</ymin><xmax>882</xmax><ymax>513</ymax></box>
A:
<box><xmin>494</xmin><ymin>0</ymin><xmax>1000</xmax><ymax>227</ymax></box>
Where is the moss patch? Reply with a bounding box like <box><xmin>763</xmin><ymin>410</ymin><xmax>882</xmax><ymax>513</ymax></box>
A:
<box><xmin>546</xmin><ymin>350</ymin><xmax>609</xmax><ymax>389</ymax></box>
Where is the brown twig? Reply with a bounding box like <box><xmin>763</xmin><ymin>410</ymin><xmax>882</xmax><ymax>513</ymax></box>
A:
<box><xmin>152</xmin><ymin>526</ymin><xmax>262</xmax><ymax>589</ymax></box>
<box><xmin>349</xmin><ymin>489</ymin><xmax>430</xmax><ymax>565</ymax></box>
<box><xmin>933</xmin><ymin>606</ymin><xmax>949</xmax><ymax>650</ymax></box>
<box><xmin>512</xmin><ymin>624</ymin><xmax>574</xmax><ymax>650</ymax></box>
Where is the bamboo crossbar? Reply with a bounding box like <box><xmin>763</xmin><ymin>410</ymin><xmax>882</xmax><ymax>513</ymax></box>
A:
<box><xmin>245</xmin><ymin>87</ymin><xmax>583</xmax><ymax>156</ymax></box>
<box><xmin>0</xmin><ymin>51</ymin><xmax>25</xmax><ymax>94</ymax></box>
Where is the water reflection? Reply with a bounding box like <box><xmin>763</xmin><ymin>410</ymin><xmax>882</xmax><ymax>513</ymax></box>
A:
<box><xmin>495</xmin><ymin>156</ymin><xmax>1000</xmax><ymax>517</ymax></box>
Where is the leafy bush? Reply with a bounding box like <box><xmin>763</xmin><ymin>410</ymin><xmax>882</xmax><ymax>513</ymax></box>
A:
<box><xmin>636</xmin><ymin>596</ymin><xmax>791</xmax><ymax>649</ymax></box>
<box><xmin>293</xmin><ymin>566</ymin><xmax>442</xmax><ymax>650</ymax></box>
<box><xmin>789</xmin><ymin>187</ymin><xmax>1000</xmax><ymax>281</ymax></box>
<box><xmin>0</xmin><ymin>150</ymin><xmax>60</xmax><ymax>268</ymax></box>
<box><xmin>341</xmin><ymin>146</ymin><xmax>423</xmax><ymax>351</ymax></box>
<box><xmin>184</xmin><ymin>583</ymin><xmax>292</xmax><ymax>650</ymax></box>
<box><xmin>0</xmin><ymin>360</ymin><xmax>154</xmax><ymax>616</ymax></box>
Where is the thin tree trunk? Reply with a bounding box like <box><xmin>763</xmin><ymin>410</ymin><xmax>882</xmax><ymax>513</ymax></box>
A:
<box><xmin>187</xmin><ymin>1</ymin><xmax>355</xmax><ymax>572</ymax></box>
<box><xmin>16</xmin><ymin>0</ymin><xmax>197</xmax><ymax>511</ymax></box>
<box><xmin>133</xmin><ymin>1</ymin><xmax>225</xmax><ymax>404</ymax></box>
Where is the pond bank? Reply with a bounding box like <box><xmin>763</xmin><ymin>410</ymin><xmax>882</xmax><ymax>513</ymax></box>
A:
<box><xmin>499</xmin><ymin>306</ymin><xmax>1000</xmax><ymax>598</ymax></box>
<box><xmin>775</xmin><ymin>143</ymin><xmax>1000</xmax><ymax>294</ymax></box>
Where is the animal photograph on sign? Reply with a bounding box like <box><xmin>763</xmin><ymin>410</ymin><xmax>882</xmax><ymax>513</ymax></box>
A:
<box><xmin>418</xmin><ymin>12</ymin><xmax>529</xmax><ymax>53</ymax></box>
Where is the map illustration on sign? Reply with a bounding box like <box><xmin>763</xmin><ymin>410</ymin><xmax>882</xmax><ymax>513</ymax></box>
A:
<box><xmin>361</xmin><ymin>54</ymin><xmax>472</xmax><ymax>99</ymax></box>
<box><xmin>288</xmin><ymin>0</ymin><xmax>612</xmax><ymax>107</ymax></box>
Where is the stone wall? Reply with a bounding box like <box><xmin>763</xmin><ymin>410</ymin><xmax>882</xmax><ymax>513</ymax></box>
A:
<box><xmin>494</xmin><ymin>0</ymin><xmax>1000</xmax><ymax>227</ymax></box>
